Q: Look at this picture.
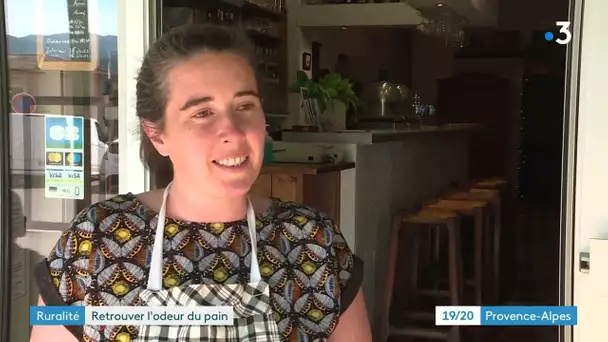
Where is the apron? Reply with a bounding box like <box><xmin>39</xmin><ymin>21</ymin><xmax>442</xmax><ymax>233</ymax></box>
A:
<box><xmin>134</xmin><ymin>182</ymin><xmax>282</xmax><ymax>342</ymax></box>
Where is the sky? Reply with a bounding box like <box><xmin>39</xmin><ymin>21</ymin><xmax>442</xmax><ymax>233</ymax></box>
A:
<box><xmin>6</xmin><ymin>0</ymin><xmax>118</xmax><ymax>37</ymax></box>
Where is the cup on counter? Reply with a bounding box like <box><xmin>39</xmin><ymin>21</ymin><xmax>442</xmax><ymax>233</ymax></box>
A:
<box><xmin>325</xmin><ymin>146</ymin><xmax>344</xmax><ymax>164</ymax></box>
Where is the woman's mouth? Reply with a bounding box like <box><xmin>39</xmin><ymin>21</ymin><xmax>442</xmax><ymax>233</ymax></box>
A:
<box><xmin>213</xmin><ymin>156</ymin><xmax>249</xmax><ymax>168</ymax></box>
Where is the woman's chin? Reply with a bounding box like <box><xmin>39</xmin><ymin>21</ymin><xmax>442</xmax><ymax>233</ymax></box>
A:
<box><xmin>217</xmin><ymin>174</ymin><xmax>259</xmax><ymax>196</ymax></box>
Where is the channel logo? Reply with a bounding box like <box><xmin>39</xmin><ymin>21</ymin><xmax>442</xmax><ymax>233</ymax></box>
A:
<box><xmin>544</xmin><ymin>21</ymin><xmax>572</xmax><ymax>45</ymax></box>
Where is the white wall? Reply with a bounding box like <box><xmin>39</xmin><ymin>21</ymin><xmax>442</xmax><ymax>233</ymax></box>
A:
<box><xmin>571</xmin><ymin>0</ymin><xmax>608</xmax><ymax>340</ymax></box>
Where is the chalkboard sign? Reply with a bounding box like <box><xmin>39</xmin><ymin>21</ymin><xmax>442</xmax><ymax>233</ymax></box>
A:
<box><xmin>37</xmin><ymin>0</ymin><xmax>98</xmax><ymax>71</ymax></box>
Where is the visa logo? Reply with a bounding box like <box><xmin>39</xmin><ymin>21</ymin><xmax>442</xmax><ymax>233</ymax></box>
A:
<box><xmin>48</xmin><ymin>172</ymin><xmax>62</xmax><ymax>178</ymax></box>
<box><xmin>67</xmin><ymin>172</ymin><xmax>81</xmax><ymax>179</ymax></box>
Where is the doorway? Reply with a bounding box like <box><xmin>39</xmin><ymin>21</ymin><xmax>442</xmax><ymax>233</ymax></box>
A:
<box><xmin>0</xmin><ymin>0</ymin><xmax>151</xmax><ymax>340</ymax></box>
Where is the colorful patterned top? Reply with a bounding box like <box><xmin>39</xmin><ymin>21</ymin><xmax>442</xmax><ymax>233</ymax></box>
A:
<box><xmin>34</xmin><ymin>193</ymin><xmax>363</xmax><ymax>342</ymax></box>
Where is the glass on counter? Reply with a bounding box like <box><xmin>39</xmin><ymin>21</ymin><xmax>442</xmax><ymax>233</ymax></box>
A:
<box><xmin>243</xmin><ymin>17</ymin><xmax>280</xmax><ymax>37</ymax></box>
<box><xmin>247</xmin><ymin>0</ymin><xmax>283</xmax><ymax>11</ymax></box>
<box><xmin>305</xmin><ymin>0</ymin><xmax>369</xmax><ymax>3</ymax></box>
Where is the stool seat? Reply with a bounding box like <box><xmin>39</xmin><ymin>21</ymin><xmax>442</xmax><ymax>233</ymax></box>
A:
<box><xmin>428</xmin><ymin>199</ymin><xmax>488</xmax><ymax>213</ymax></box>
<box><xmin>476</xmin><ymin>177</ymin><xmax>507</xmax><ymax>188</ymax></box>
<box><xmin>447</xmin><ymin>189</ymin><xmax>499</xmax><ymax>203</ymax></box>
<box><xmin>404</xmin><ymin>209</ymin><xmax>458</xmax><ymax>224</ymax></box>
<box><xmin>470</xmin><ymin>188</ymin><xmax>500</xmax><ymax>196</ymax></box>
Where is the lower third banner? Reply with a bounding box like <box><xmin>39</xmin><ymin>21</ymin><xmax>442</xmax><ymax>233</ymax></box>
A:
<box><xmin>435</xmin><ymin>306</ymin><xmax>577</xmax><ymax>326</ymax></box>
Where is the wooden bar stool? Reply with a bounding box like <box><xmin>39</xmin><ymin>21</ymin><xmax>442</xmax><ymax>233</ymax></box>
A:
<box><xmin>474</xmin><ymin>177</ymin><xmax>508</xmax><ymax>301</ymax></box>
<box><xmin>426</xmin><ymin>199</ymin><xmax>490</xmax><ymax>305</ymax></box>
<box><xmin>445</xmin><ymin>188</ymin><xmax>501</xmax><ymax>304</ymax></box>
<box><xmin>383</xmin><ymin>209</ymin><xmax>464</xmax><ymax>342</ymax></box>
<box><xmin>474</xmin><ymin>177</ymin><xmax>507</xmax><ymax>190</ymax></box>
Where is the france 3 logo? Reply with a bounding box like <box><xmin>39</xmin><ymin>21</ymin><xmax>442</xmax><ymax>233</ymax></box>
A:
<box><xmin>545</xmin><ymin>21</ymin><xmax>572</xmax><ymax>45</ymax></box>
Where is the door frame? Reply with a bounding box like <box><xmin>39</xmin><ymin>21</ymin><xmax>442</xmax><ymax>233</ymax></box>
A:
<box><xmin>0</xmin><ymin>0</ymin><xmax>157</xmax><ymax>339</ymax></box>
<box><xmin>562</xmin><ymin>0</ymin><xmax>608</xmax><ymax>340</ymax></box>
<box><xmin>117</xmin><ymin>0</ymin><xmax>157</xmax><ymax>194</ymax></box>
<box><xmin>0</xmin><ymin>0</ymin><xmax>13</xmax><ymax>340</ymax></box>
<box><xmin>560</xmin><ymin>0</ymin><xmax>584</xmax><ymax>341</ymax></box>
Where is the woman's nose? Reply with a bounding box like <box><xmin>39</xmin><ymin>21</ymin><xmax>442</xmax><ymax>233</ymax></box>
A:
<box><xmin>217</xmin><ymin>113</ymin><xmax>245</xmax><ymax>143</ymax></box>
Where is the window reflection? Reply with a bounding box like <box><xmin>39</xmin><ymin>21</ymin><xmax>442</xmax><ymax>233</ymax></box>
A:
<box><xmin>4</xmin><ymin>0</ymin><xmax>120</xmax><ymax>340</ymax></box>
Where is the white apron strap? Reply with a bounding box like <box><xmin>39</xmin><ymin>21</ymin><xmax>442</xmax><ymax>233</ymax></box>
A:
<box><xmin>147</xmin><ymin>183</ymin><xmax>172</xmax><ymax>291</ymax></box>
<box><xmin>246</xmin><ymin>198</ymin><xmax>261</xmax><ymax>283</ymax></box>
<box><xmin>147</xmin><ymin>182</ymin><xmax>262</xmax><ymax>290</ymax></box>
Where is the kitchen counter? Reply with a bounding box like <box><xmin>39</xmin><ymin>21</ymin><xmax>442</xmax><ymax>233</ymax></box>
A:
<box><xmin>276</xmin><ymin>124</ymin><xmax>473</xmax><ymax>334</ymax></box>
<box><xmin>260</xmin><ymin>162</ymin><xmax>355</xmax><ymax>175</ymax></box>
<box><xmin>281</xmin><ymin>123</ymin><xmax>480</xmax><ymax>144</ymax></box>
<box><xmin>252</xmin><ymin>162</ymin><xmax>354</xmax><ymax>228</ymax></box>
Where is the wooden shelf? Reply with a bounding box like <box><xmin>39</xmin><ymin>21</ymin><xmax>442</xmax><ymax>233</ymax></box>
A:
<box><xmin>297</xmin><ymin>2</ymin><xmax>422</xmax><ymax>27</ymax></box>
<box><xmin>260</xmin><ymin>162</ymin><xmax>355</xmax><ymax>175</ymax></box>
<box><xmin>162</xmin><ymin>0</ymin><xmax>289</xmax><ymax>120</ymax></box>
<box><xmin>246</xmin><ymin>30</ymin><xmax>282</xmax><ymax>44</ymax></box>
<box><xmin>163</xmin><ymin>0</ymin><xmax>286</xmax><ymax>20</ymax></box>
<box><xmin>242</xmin><ymin>1</ymin><xmax>286</xmax><ymax>19</ymax></box>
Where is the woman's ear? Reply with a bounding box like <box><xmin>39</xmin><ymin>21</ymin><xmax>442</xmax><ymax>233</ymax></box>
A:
<box><xmin>141</xmin><ymin>120</ymin><xmax>169</xmax><ymax>156</ymax></box>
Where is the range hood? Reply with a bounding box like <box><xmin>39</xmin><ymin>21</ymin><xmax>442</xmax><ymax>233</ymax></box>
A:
<box><xmin>407</xmin><ymin>0</ymin><xmax>498</xmax><ymax>26</ymax></box>
<box><xmin>296</xmin><ymin>2</ymin><xmax>424</xmax><ymax>27</ymax></box>
<box><xmin>295</xmin><ymin>0</ymin><xmax>497</xmax><ymax>28</ymax></box>
<box><xmin>215</xmin><ymin>0</ymin><xmax>245</xmax><ymax>6</ymax></box>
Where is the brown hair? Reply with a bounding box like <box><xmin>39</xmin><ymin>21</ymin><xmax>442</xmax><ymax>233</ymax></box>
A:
<box><xmin>136</xmin><ymin>24</ymin><xmax>255</xmax><ymax>188</ymax></box>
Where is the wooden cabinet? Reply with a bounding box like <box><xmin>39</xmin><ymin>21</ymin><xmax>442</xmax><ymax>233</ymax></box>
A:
<box><xmin>250</xmin><ymin>162</ymin><xmax>355</xmax><ymax>225</ymax></box>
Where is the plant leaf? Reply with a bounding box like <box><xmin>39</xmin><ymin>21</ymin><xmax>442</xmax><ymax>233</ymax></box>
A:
<box><xmin>296</xmin><ymin>70</ymin><xmax>309</xmax><ymax>85</ymax></box>
<box><xmin>287</xmin><ymin>83</ymin><xmax>302</xmax><ymax>93</ymax></box>
<box><xmin>326</xmin><ymin>88</ymin><xmax>338</xmax><ymax>98</ymax></box>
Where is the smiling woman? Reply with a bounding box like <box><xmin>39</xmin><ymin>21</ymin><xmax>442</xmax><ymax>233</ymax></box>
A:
<box><xmin>30</xmin><ymin>24</ymin><xmax>371</xmax><ymax>342</ymax></box>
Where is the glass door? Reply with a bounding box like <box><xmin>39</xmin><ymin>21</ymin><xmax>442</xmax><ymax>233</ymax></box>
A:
<box><xmin>564</xmin><ymin>0</ymin><xmax>608</xmax><ymax>341</ymax></box>
<box><xmin>0</xmin><ymin>0</ymin><xmax>152</xmax><ymax>340</ymax></box>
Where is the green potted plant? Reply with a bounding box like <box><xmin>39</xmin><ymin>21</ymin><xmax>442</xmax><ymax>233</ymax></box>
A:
<box><xmin>288</xmin><ymin>70</ymin><xmax>362</xmax><ymax>130</ymax></box>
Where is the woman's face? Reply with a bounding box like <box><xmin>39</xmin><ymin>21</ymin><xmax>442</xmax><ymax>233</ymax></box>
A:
<box><xmin>149</xmin><ymin>51</ymin><xmax>266</xmax><ymax>197</ymax></box>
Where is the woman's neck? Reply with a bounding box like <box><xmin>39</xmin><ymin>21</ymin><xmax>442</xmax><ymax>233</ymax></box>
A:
<box><xmin>165</xmin><ymin>180</ymin><xmax>249</xmax><ymax>223</ymax></box>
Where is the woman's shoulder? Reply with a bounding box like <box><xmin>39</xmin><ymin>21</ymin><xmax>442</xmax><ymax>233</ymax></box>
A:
<box><xmin>267</xmin><ymin>198</ymin><xmax>332</xmax><ymax>222</ymax></box>
<box><xmin>71</xmin><ymin>193</ymin><xmax>152</xmax><ymax>227</ymax></box>
<box><xmin>263</xmin><ymin>198</ymin><xmax>350</xmax><ymax>254</ymax></box>
<box><xmin>263</xmin><ymin>199</ymin><xmax>363</xmax><ymax>322</ymax></box>
<box><xmin>266</xmin><ymin>198</ymin><xmax>344</xmax><ymax>235</ymax></box>
<box><xmin>51</xmin><ymin>193</ymin><xmax>152</xmax><ymax>257</ymax></box>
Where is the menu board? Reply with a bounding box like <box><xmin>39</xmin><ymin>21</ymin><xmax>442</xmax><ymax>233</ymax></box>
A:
<box><xmin>36</xmin><ymin>0</ymin><xmax>98</xmax><ymax>71</ymax></box>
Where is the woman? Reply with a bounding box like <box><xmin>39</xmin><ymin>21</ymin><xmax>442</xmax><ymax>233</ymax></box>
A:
<box><xmin>30</xmin><ymin>24</ymin><xmax>370</xmax><ymax>342</ymax></box>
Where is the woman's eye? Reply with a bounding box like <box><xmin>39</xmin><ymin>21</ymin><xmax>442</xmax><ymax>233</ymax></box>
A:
<box><xmin>236</xmin><ymin>103</ymin><xmax>256</xmax><ymax>111</ymax></box>
<box><xmin>193</xmin><ymin>109</ymin><xmax>213</xmax><ymax>118</ymax></box>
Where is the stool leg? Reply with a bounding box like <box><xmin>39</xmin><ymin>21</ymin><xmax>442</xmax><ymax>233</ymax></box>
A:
<box><xmin>482</xmin><ymin>207</ymin><xmax>494</xmax><ymax>303</ymax></box>
<box><xmin>409</xmin><ymin>227</ymin><xmax>421</xmax><ymax>297</ymax></box>
<box><xmin>447</xmin><ymin>220</ymin><xmax>463</xmax><ymax>305</ymax></box>
<box><xmin>473</xmin><ymin>209</ymin><xmax>483</xmax><ymax>305</ymax></box>
<box><xmin>493</xmin><ymin>201</ymin><xmax>502</xmax><ymax>303</ymax></box>
<box><xmin>447</xmin><ymin>218</ymin><xmax>462</xmax><ymax>342</ymax></box>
